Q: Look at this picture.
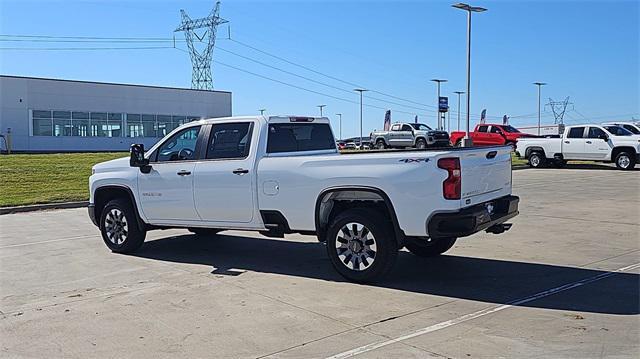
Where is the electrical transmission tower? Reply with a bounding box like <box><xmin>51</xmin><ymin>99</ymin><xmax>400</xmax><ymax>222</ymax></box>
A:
<box><xmin>545</xmin><ymin>97</ymin><xmax>573</xmax><ymax>124</ymax></box>
<box><xmin>175</xmin><ymin>1</ymin><xmax>228</xmax><ymax>90</ymax></box>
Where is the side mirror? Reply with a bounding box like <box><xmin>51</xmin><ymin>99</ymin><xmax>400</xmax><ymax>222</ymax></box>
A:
<box><xmin>130</xmin><ymin>144</ymin><xmax>151</xmax><ymax>173</ymax></box>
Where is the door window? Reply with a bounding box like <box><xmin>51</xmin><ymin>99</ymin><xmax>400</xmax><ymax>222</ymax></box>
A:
<box><xmin>155</xmin><ymin>126</ymin><xmax>201</xmax><ymax>162</ymax></box>
<box><xmin>206</xmin><ymin>122</ymin><xmax>253</xmax><ymax>159</ymax></box>
<box><xmin>401</xmin><ymin>124</ymin><xmax>413</xmax><ymax>131</ymax></box>
<box><xmin>587</xmin><ymin>127</ymin><xmax>607</xmax><ymax>139</ymax></box>
<box><xmin>567</xmin><ymin>127</ymin><xmax>585</xmax><ymax>138</ymax></box>
<box><xmin>477</xmin><ymin>125</ymin><xmax>488</xmax><ymax>133</ymax></box>
<box><xmin>490</xmin><ymin>126</ymin><xmax>503</xmax><ymax>134</ymax></box>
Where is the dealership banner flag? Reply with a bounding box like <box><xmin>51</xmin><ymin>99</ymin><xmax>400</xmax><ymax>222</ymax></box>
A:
<box><xmin>503</xmin><ymin>115</ymin><xmax>509</xmax><ymax>125</ymax></box>
<box><xmin>384</xmin><ymin>110</ymin><xmax>391</xmax><ymax>131</ymax></box>
<box><xmin>480</xmin><ymin>109</ymin><xmax>487</xmax><ymax>124</ymax></box>
<box><xmin>414</xmin><ymin>115</ymin><xmax>418</xmax><ymax>124</ymax></box>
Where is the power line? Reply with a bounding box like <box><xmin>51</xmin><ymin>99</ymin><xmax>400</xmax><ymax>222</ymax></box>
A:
<box><xmin>0</xmin><ymin>46</ymin><xmax>175</xmax><ymax>51</ymax></box>
<box><xmin>0</xmin><ymin>34</ymin><xmax>178</xmax><ymax>41</ymax></box>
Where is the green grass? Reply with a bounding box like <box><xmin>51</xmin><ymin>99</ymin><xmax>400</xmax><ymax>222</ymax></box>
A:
<box><xmin>0</xmin><ymin>152</ymin><xmax>126</xmax><ymax>207</ymax></box>
<box><xmin>0</xmin><ymin>151</ymin><xmax>531</xmax><ymax>208</ymax></box>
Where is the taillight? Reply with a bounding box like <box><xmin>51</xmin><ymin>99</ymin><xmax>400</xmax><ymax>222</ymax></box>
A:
<box><xmin>437</xmin><ymin>157</ymin><xmax>461</xmax><ymax>200</ymax></box>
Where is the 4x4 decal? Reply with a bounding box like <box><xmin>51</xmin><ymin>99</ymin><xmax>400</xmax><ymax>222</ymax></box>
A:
<box><xmin>398</xmin><ymin>158</ymin><xmax>430</xmax><ymax>163</ymax></box>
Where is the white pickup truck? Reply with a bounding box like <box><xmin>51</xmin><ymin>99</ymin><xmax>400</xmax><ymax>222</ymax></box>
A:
<box><xmin>89</xmin><ymin>115</ymin><xmax>519</xmax><ymax>282</ymax></box>
<box><xmin>516</xmin><ymin>124</ymin><xmax>640</xmax><ymax>170</ymax></box>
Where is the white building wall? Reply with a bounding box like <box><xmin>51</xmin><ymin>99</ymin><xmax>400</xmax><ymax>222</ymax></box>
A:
<box><xmin>0</xmin><ymin>76</ymin><xmax>232</xmax><ymax>152</ymax></box>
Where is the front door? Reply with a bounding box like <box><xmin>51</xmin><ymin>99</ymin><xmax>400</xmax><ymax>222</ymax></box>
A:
<box><xmin>138</xmin><ymin>126</ymin><xmax>202</xmax><ymax>222</ymax></box>
<box><xmin>194</xmin><ymin>122</ymin><xmax>255</xmax><ymax>223</ymax></box>
<box><xmin>584</xmin><ymin>127</ymin><xmax>611</xmax><ymax>160</ymax></box>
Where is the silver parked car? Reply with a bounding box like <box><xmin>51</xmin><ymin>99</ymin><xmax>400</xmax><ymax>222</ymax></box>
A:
<box><xmin>370</xmin><ymin>123</ymin><xmax>450</xmax><ymax>149</ymax></box>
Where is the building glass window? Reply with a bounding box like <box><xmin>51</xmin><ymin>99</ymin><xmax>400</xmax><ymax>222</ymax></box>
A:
<box><xmin>173</xmin><ymin>115</ymin><xmax>187</xmax><ymax>127</ymax></box>
<box><xmin>126</xmin><ymin>114</ymin><xmax>143</xmax><ymax>137</ymax></box>
<box><xmin>53</xmin><ymin>111</ymin><xmax>72</xmax><ymax>136</ymax></box>
<box><xmin>90</xmin><ymin>112</ymin><xmax>108</xmax><ymax>137</ymax></box>
<box><xmin>156</xmin><ymin>115</ymin><xmax>173</xmax><ymax>137</ymax></box>
<box><xmin>72</xmin><ymin>111</ymin><xmax>89</xmax><ymax>137</ymax></box>
<box><xmin>142</xmin><ymin>114</ymin><xmax>156</xmax><ymax>137</ymax></box>
<box><xmin>108</xmin><ymin>113</ymin><xmax>123</xmax><ymax>137</ymax></box>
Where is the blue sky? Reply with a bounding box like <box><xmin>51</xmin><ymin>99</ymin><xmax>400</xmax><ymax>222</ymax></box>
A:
<box><xmin>1</xmin><ymin>0</ymin><xmax>638</xmax><ymax>137</ymax></box>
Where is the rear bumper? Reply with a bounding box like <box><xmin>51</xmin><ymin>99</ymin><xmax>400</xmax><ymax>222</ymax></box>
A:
<box><xmin>427</xmin><ymin>195</ymin><xmax>519</xmax><ymax>238</ymax></box>
<box><xmin>88</xmin><ymin>203</ymin><xmax>98</xmax><ymax>227</ymax></box>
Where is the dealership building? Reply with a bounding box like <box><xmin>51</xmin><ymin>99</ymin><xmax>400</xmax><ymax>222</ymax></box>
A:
<box><xmin>0</xmin><ymin>75</ymin><xmax>232</xmax><ymax>152</ymax></box>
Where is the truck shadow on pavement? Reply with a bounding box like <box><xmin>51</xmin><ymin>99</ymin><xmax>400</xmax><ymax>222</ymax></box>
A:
<box><xmin>132</xmin><ymin>233</ymin><xmax>639</xmax><ymax>315</ymax></box>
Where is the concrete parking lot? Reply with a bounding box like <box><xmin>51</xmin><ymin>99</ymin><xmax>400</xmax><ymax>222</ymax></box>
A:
<box><xmin>1</xmin><ymin>166</ymin><xmax>638</xmax><ymax>358</ymax></box>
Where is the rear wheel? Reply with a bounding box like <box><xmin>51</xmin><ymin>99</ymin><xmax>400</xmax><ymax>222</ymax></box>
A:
<box><xmin>100</xmin><ymin>199</ymin><xmax>146</xmax><ymax>253</ymax></box>
<box><xmin>326</xmin><ymin>208</ymin><xmax>397</xmax><ymax>283</ymax></box>
<box><xmin>528</xmin><ymin>152</ymin><xmax>545</xmax><ymax>168</ymax></box>
<box><xmin>615</xmin><ymin>152</ymin><xmax>636</xmax><ymax>170</ymax></box>
<box><xmin>404</xmin><ymin>237</ymin><xmax>457</xmax><ymax>257</ymax></box>
<box><xmin>416</xmin><ymin>138</ymin><xmax>426</xmax><ymax>149</ymax></box>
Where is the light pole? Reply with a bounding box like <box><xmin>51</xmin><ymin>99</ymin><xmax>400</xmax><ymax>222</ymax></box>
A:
<box><xmin>317</xmin><ymin>104</ymin><xmax>326</xmax><ymax>117</ymax></box>
<box><xmin>452</xmin><ymin>2</ymin><xmax>487</xmax><ymax>146</ymax></box>
<box><xmin>259</xmin><ymin>109</ymin><xmax>266</xmax><ymax>116</ymax></box>
<box><xmin>335</xmin><ymin>113</ymin><xmax>343</xmax><ymax>140</ymax></box>
<box><xmin>533</xmin><ymin>82</ymin><xmax>546</xmax><ymax>135</ymax></box>
<box><xmin>430</xmin><ymin>79</ymin><xmax>447</xmax><ymax>130</ymax></box>
<box><xmin>354</xmin><ymin>89</ymin><xmax>368</xmax><ymax>149</ymax></box>
<box><xmin>453</xmin><ymin>91</ymin><xmax>465</xmax><ymax>131</ymax></box>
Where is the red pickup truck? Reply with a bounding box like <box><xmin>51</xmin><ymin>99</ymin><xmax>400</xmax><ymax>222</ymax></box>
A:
<box><xmin>450</xmin><ymin>124</ymin><xmax>536</xmax><ymax>147</ymax></box>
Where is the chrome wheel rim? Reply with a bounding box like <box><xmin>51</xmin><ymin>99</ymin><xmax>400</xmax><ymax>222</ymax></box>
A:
<box><xmin>105</xmin><ymin>208</ymin><xmax>128</xmax><ymax>245</ymax></box>
<box><xmin>417</xmin><ymin>141</ymin><xmax>425</xmax><ymax>149</ymax></box>
<box><xmin>530</xmin><ymin>156</ymin><xmax>540</xmax><ymax>167</ymax></box>
<box><xmin>618</xmin><ymin>155</ymin><xmax>630</xmax><ymax>168</ymax></box>
<box><xmin>335</xmin><ymin>222</ymin><xmax>377</xmax><ymax>271</ymax></box>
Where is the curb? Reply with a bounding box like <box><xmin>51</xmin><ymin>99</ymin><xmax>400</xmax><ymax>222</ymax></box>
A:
<box><xmin>0</xmin><ymin>201</ymin><xmax>88</xmax><ymax>215</ymax></box>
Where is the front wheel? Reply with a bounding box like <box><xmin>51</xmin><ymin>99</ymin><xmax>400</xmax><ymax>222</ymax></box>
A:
<box><xmin>415</xmin><ymin>138</ymin><xmax>426</xmax><ymax>149</ymax></box>
<box><xmin>100</xmin><ymin>199</ymin><xmax>146</xmax><ymax>253</ymax></box>
<box><xmin>326</xmin><ymin>208</ymin><xmax>397</xmax><ymax>283</ymax></box>
<box><xmin>375</xmin><ymin>139</ymin><xmax>386</xmax><ymax>150</ymax></box>
<box><xmin>615</xmin><ymin>152</ymin><xmax>636</xmax><ymax>170</ymax></box>
<box><xmin>404</xmin><ymin>237</ymin><xmax>457</xmax><ymax>257</ymax></box>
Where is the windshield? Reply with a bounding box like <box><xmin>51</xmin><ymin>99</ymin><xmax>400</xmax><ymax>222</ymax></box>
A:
<box><xmin>623</xmin><ymin>124</ymin><xmax>640</xmax><ymax>134</ymax></box>
<box><xmin>410</xmin><ymin>123</ymin><xmax>433</xmax><ymax>131</ymax></box>
<box><xmin>603</xmin><ymin>126</ymin><xmax>633</xmax><ymax>136</ymax></box>
<box><xmin>502</xmin><ymin>125</ymin><xmax>521</xmax><ymax>133</ymax></box>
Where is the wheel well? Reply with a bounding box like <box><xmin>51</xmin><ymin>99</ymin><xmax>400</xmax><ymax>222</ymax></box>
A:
<box><xmin>525</xmin><ymin>146</ymin><xmax>546</xmax><ymax>159</ymax></box>
<box><xmin>374</xmin><ymin>137</ymin><xmax>386</xmax><ymax>144</ymax></box>
<box><xmin>415</xmin><ymin>137</ymin><xmax>426</xmax><ymax>142</ymax></box>
<box><xmin>612</xmin><ymin>146</ymin><xmax>636</xmax><ymax>159</ymax></box>
<box><xmin>94</xmin><ymin>186</ymin><xmax>144</xmax><ymax>230</ymax></box>
<box><xmin>315</xmin><ymin>187</ymin><xmax>404</xmax><ymax>245</ymax></box>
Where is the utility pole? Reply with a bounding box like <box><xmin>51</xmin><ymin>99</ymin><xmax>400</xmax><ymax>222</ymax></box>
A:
<box><xmin>259</xmin><ymin>109</ymin><xmax>266</xmax><ymax>116</ymax></box>
<box><xmin>317</xmin><ymin>104</ymin><xmax>326</xmax><ymax>117</ymax></box>
<box><xmin>431</xmin><ymin>79</ymin><xmax>447</xmax><ymax>130</ymax></box>
<box><xmin>533</xmin><ymin>82</ymin><xmax>546</xmax><ymax>135</ymax></box>
<box><xmin>354</xmin><ymin>89</ymin><xmax>368</xmax><ymax>149</ymax></box>
<box><xmin>453</xmin><ymin>2</ymin><xmax>487</xmax><ymax>146</ymax></box>
<box><xmin>175</xmin><ymin>1</ymin><xmax>228</xmax><ymax>90</ymax></box>
<box><xmin>335</xmin><ymin>113</ymin><xmax>343</xmax><ymax>140</ymax></box>
<box><xmin>453</xmin><ymin>91</ymin><xmax>465</xmax><ymax>131</ymax></box>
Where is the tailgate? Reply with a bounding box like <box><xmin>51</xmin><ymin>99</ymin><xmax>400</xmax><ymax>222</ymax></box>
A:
<box><xmin>458</xmin><ymin>146</ymin><xmax>512</xmax><ymax>207</ymax></box>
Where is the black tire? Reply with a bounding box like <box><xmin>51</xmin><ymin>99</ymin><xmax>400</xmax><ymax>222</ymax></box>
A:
<box><xmin>188</xmin><ymin>228</ymin><xmax>221</xmax><ymax>236</ymax></box>
<box><xmin>325</xmin><ymin>208</ymin><xmax>398</xmax><ymax>283</ymax></box>
<box><xmin>416</xmin><ymin>138</ymin><xmax>427</xmax><ymax>149</ymax></box>
<box><xmin>375</xmin><ymin>139</ymin><xmax>386</xmax><ymax>150</ymax></box>
<box><xmin>404</xmin><ymin>237</ymin><xmax>457</xmax><ymax>257</ymax></box>
<box><xmin>100</xmin><ymin>198</ymin><xmax>146</xmax><ymax>253</ymax></box>
<box><xmin>528</xmin><ymin>152</ymin><xmax>545</xmax><ymax>168</ymax></box>
<box><xmin>553</xmin><ymin>159</ymin><xmax>567</xmax><ymax>168</ymax></box>
<box><xmin>614</xmin><ymin>151</ymin><xmax>636</xmax><ymax>170</ymax></box>
<box><xmin>454</xmin><ymin>140</ymin><xmax>462</xmax><ymax>147</ymax></box>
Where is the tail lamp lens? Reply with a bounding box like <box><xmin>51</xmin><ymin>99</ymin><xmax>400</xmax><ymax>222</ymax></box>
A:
<box><xmin>437</xmin><ymin>157</ymin><xmax>461</xmax><ymax>200</ymax></box>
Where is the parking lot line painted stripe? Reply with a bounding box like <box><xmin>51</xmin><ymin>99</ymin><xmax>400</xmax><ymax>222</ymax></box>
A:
<box><xmin>326</xmin><ymin>262</ymin><xmax>640</xmax><ymax>359</ymax></box>
<box><xmin>0</xmin><ymin>235</ymin><xmax>96</xmax><ymax>249</ymax></box>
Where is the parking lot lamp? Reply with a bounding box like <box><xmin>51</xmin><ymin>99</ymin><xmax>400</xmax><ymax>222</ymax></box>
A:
<box><xmin>454</xmin><ymin>91</ymin><xmax>465</xmax><ymax>131</ymax></box>
<box><xmin>533</xmin><ymin>82</ymin><xmax>547</xmax><ymax>135</ymax></box>
<box><xmin>431</xmin><ymin>79</ymin><xmax>447</xmax><ymax>130</ymax></box>
<box><xmin>317</xmin><ymin>104</ymin><xmax>326</xmax><ymax>117</ymax></box>
<box><xmin>354</xmin><ymin>89</ymin><xmax>368</xmax><ymax>149</ymax></box>
<box><xmin>335</xmin><ymin>113</ymin><xmax>343</xmax><ymax>140</ymax></box>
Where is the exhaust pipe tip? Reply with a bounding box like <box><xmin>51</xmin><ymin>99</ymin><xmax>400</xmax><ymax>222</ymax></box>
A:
<box><xmin>486</xmin><ymin>223</ymin><xmax>513</xmax><ymax>235</ymax></box>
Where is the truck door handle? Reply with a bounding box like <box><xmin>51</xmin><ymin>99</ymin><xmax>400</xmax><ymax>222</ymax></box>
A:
<box><xmin>177</xmin><ymin>170</ymin><xmax>191</xmax><ymax>176</ymax></box>
<box><xmin>233</xmin><ymin>168</ymin><xmax>249</xmax><ymax>175</ymax></box>
<box><xmin>586</xmin><ymin>141</ymin><xmax>592</xmax><ymax>144</ymax></box>
<box><xmin>564</xmin><ymin>141</ymin><xmax>570</xmax><ymax>144</ymax></box>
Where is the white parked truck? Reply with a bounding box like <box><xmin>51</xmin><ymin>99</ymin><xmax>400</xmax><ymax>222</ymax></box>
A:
<box><xmin>89</xmin><ymin>115</ymin><xmax>519</xmax><ymax>282</ymax></box>
<box><xmin>516</xmin><ymin>124</ymin><xmax>640</xmax><ymax>170</ymax></box>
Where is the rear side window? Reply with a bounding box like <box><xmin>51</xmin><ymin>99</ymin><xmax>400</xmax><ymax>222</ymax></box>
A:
<box><xmin>206</xmin><ymin>122</ymin><xmax>253</xmax><ymax>159</ymax></box>
<box><xmin>477</xmin><ymin>125</ymin><xmax>488</xmax><ymax>133</ymax></box>
<box><xmin>567</xmin><ymin>127</ymin><xmax>585</xmax><ymax>138</ymax></box>
<box><xmin>267</xmin><ymin>123</ymin><xmax>335</xmax><ymax>153</ymax></box>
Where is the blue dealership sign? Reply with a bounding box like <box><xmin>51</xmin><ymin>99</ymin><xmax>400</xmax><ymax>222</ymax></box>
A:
<box><xmin>439</xmin><ymin>96</ymin><xmax>449</xmax><ymax>113</ymax></box>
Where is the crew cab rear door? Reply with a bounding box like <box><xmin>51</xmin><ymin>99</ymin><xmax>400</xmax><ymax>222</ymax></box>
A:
<box><xmin>193</xmin><ymin>121</ymin><xmax>256</xmax><ymax>223</ymax></box>
<box><xmin>457</xmin><ymin>146</ymin><xmax>512</xmax><ymax>207</ymax></box>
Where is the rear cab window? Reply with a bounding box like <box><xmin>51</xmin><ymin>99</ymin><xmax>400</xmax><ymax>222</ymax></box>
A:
<box><xmin>477</xmin><ymin>125</ymin><xmax>488</xmax><ymax>133</ymax></box>
<box><xmin>267</xmin><ymin>123</ymin><xmax>336</xmax><ymax>153</ymax></box>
